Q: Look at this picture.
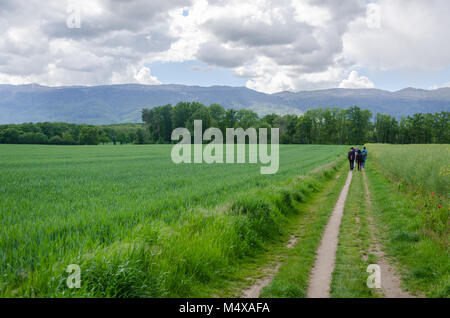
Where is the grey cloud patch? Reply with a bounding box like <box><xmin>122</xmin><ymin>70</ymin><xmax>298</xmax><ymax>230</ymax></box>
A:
<box><xmin>312</xmin><ymin>0</ymin><xmax>366</xmax><ymax>26</ymax></box>
<box><xmin>190</xmin><ymin>65</ymin><xmax>215</xmax><ymax>72</ymax></box>
<box><xmin>203</xmin><ymin>18</ymin><xmax>302</xmax><ymax>47</ymax></box>
<box><xmin>42</xmin><ymin>0</ymin><xmax>192</xmax><ymax>40</ymax></box>
<box><xmin>196</xmin><ymin>42</ymin><xmax>250</xmax><ymax>68</ymax></box>
<box><xmin>100</xmin><ymin>29</ymin><xmax>176</xmax><ymax>53</ymax></box>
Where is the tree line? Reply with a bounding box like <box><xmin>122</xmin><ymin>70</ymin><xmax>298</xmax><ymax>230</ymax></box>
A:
<box><xmin>142</xmin><ymin>103</ymin><xmax>449</xmax><ymax>145</ymax></box>
<box><xmin>0</xmin><ymin>122</ymin><xmax>146</xmax><ymax>145</ymax></box>
<box><xmin>0</xmin><ymin>103</ymin><xmax>448</xmax><ymax>145</ymax></box>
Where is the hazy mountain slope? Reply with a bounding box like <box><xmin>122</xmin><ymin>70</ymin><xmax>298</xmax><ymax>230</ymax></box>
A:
<box><xmin>0</xmin><ymin>84</ymin><xmax>449</xmax><ymax>124</ymax></box>
<box><xmin>273</xmin><ymin>88</ymin><xmax>450</xmax><ymax>115</ymax></box>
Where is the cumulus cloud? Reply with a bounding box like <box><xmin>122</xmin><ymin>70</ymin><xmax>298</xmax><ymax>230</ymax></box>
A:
<box><xmin>339</xmin><ymin>71</ymin><xmax>374</xmax><ymax>89</ymax></box>
<box><xmin>134</xmin><ymin>66</ymin><xmax>161</xmax><ymax>85</ymax></box>
<box><xmin>0</xmin><ymin>0</ymin><xmax>449</xmax><ymax>92</ymax></box>
<box><xmin>196</xmin><ymin>41</ymin><xmax>249</xmax><ymax>68</ymax></box>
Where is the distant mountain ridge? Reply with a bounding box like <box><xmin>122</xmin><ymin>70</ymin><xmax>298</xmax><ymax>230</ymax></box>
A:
<box><xmin>0</xmin><ymin>84</ymin><xmax>449</xmax><ymax>124</ymax></box>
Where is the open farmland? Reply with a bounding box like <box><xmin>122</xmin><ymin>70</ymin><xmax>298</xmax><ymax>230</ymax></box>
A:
<box><xmin>0</xmin><ymin>144</ymin><xmax>347</xmax><ymax>297</ymax></box>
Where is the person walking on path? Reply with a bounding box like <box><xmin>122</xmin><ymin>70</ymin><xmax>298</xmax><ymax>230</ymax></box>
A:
<box><xmin>362</xmin><ymin>147</ymin><xmax>368</xmax><ymax>168</ymax></box>
<box><xmin>356</xmin><ymin>149</ymin><xmax>363</xmax><ymax>171</ymax></box>
<box><xmin>348</xmin><ymin>147</ymin><xmax>355</xmax><ymax>171</ymax></box>
<box><xmin>352</xmin><ymin>147</ymin><xmax>356</xmax><ymax>169</ymax></box>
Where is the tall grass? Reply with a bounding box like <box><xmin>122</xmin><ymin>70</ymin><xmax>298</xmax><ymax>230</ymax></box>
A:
<box><xmin>366</xmin><ymin>165</ymin><xmax>449</xmax><ymax>297</ymax></box>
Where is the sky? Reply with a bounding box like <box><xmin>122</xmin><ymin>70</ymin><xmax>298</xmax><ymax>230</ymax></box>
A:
<box><xmin>0</xmin><ymin>0</ymin><xmax>450</xmax><ymax>93</ymax></box>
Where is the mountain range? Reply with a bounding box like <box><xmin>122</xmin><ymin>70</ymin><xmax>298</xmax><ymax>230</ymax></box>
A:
<box><xmin>0</xmin><ymin>84</ymin><xmax>449</xmax><ymax>125</ymax></box>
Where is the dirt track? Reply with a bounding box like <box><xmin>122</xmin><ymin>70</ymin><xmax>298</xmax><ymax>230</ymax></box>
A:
<box><xmin>241</xmin><ymin>167</ymin><xmax>414</xmax><ymax>298</ymax></box>
<box><xmin>306</xmin><ymin>170</ymin><xmax>353</xmax><ymax>298</ymax></box>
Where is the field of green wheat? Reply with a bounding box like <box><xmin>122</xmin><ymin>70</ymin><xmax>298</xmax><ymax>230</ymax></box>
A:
<box><xmin>0</xmin><ymin>144</ymin><xmax>347</xmax><ymax>297</ymax></box>
<box><xmin>367</xmin><ymin>144</ymin><xmax>449</xmax><ymax>195</ymax></box>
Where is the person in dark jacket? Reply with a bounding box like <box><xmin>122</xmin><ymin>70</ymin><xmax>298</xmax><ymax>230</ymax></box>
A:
<box><xmin>356</xmin><ymin>149</ymin><xmax>363</xmax><ymax>171</ymax></box>
<box><xmin>348</xmin><ymin>147</ymin><xmax>355</xmax><ymax>171</ymax></box>
<box><xmin>362</xmin><ymin>147</ymin><xmax>368</xmax><ymax>168</ymax></box>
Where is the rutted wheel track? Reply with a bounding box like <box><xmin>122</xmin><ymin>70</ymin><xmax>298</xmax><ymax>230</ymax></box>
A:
<box><xmin>362</xmin><ymin>170</ymin><xmax>415</xmax><ymax>298</ymax></box>
<box><xmin>306</xmin><ymin>171</ymin><xmax>353</xmax><ymax>298</ymax></box>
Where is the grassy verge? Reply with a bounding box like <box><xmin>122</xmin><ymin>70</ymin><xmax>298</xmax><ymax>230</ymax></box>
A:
<box><xmin>330</xmin><ymin>170</ymin><xmax>378</xmax><ymax>298</ymax></box>
<box><xmin>365</xmin><ymin>164</ymin><xmax>449</xmax><ymax>297</ymax></box>
<box><xmin>256</xmin><ymin>163</ymin><xmax>348</xmax><ymax>297</ymax></box>
<box><xmin>3</xmin><ymin>160</ymin><xmax>345</xmax><ymax>297</ymax></box>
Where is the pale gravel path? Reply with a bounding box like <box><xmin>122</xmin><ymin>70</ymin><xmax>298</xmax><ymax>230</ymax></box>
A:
<box><xmin>307</xmin><ymin>170</ymin><xmax>353</xmax><ymax>298</ymax></box>
<box><xmin>362</xmin><ymin>170</ymin><xmax>415</xmax><ymax>298</ymax></box>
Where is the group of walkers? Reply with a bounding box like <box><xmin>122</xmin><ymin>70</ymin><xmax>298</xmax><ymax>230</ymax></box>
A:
<box><xmin>348</xmin><ymin>146</ymin><xmax>368</xmax><ymax>171</ymax></box>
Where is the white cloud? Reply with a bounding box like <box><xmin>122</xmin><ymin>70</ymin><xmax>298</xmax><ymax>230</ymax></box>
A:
<box><xmin>239</xmin><ymin>56</ymin><xmax>347</xmax><ymax>93</ymax></box>
<box><xmin>134</xmin><ymin>66</ymin><xmax>161</xmax><ymax>85</ymax></box>
<box><xmin>292</xmin><ymin>1</ymin><xmax>331</xmax><ymax>27</ymax></box>
<box><xmin>339</xmin><ymin>71</ymin><xmax>374</xmax><ymax>89</ymax></box>
<box><xmin>110</xmin><ymin>65</ymin><xmax>160</xmax><ymax>85</ymax></box>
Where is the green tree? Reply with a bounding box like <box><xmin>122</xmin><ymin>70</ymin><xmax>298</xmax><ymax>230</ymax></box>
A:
<box><xmin>116</xmin><ymin>131</ymin><xmax>128</xmax><ymax>145</ymax></box>
<box><xmin>78</xmin><ymin>127</ymin><xmax>98</xmax><ymax>145</ymax></box>
<box><xmin>262</xmin><ymin>113</ymin><xmax>279</xmax><ymax>126</ymax></box>
<box><xmin>209</xmin><ymin>103</ymin><xmax>226</xmax><ymax>129</ymax></box>
<box><xmin>0</xmin><ymin>128</ymin><xmax>21</xmax><ymax>144</ymax></box>
<box><xmin>346</xmin><ymin>106</ymin><xmax>372</xmax><ymax>144</ymax></box>
<box><xmin>236</xmin><ymin>109</ymin><xmax>259</xmax><ymax>129</ymax></box>
<box><xmin>142</xmin><ymin>105</ymin><xmax>173</xmax><ymax>143</ymax></box>
<box><xmin>187</xmin><ymin>105</ymin><xmax>212</xmax><ymax>132</ymax></box>
<box><xmin>49</xmin><ymin>136</ymin><xmax>63</xmax><ymax>145</ymax></box>
<box><xmin>135</xmin><ymin>128</ymin><xmax>146</xmax><ymax>144</ymax></box>
<box><xmin>224</xmin><ymin>109</ymin><xmax>238</xmax><ymax>129</ymax></box>
<box><xmin>61</xmin><ymin>131</ymin><xmax>76</xmax><ymax>145</ymax></box>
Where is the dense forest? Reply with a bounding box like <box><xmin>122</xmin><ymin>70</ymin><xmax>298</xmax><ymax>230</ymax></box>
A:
<box><xmin>142</xmin><ymin>103</ymin><xmax>449</xmax><ymax>145</ymax></box>
<box><xmin>0</xmin><ymin>103</ymin><xmax>448</xmax><ymax>145</ymax></box>
<box><xmin>0</xmin><ymin>123</ymin><xmax>146</xmax><ymax>145</ymax></box>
